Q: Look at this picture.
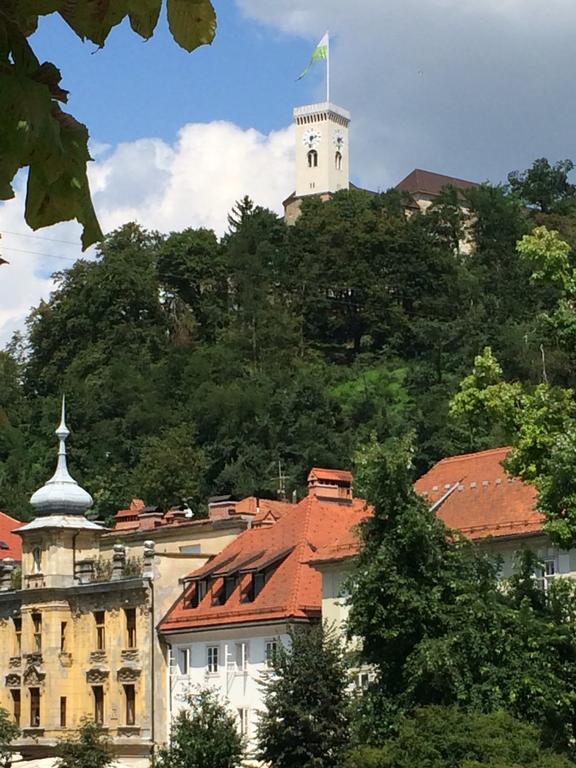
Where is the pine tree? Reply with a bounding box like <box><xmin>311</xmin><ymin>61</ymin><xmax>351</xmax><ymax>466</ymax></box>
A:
<box><xmin>257</xmin><ymin>624</ymin><xmax>350</xmax><ymax>768</ymax></box>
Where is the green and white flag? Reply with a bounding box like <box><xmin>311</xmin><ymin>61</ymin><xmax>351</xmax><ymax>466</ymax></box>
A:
<box><xmin>297</xmin><ymin>32</ymin><xmax>329</xmax><ymax>80</ymax></box>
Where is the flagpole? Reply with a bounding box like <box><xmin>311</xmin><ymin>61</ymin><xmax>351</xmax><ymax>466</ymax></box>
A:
<box><xmin>326</xmin><ymin>31</ymin><xmax>330</xmax><ymax>103</ymax></box>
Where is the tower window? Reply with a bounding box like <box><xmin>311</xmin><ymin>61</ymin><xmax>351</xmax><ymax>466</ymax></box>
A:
<box><xmin>60</xmin><ymin>621</ymin><xmax>67</xmax><ymax>652</ymax></box>
<box><xmin>124</xmin><ymin>684</ymin><xmax>136</xmax><ymax>726</ymax></box>
<box><xmin>335</xmin><ymin>151</ymin><xmax>342</xmax><ymax>170</ymax></box>
<box><xmin>307</xmin><ymin>150</ymin><xmax>318</xmax><ymax>168</ymax></box>
<box><xmin>32</xmin><ymin>547</ymin><xmax>42</xmax><ymax>574</ymax></box>
<box><xmin>60</xmin><ymin>696</ymin><xmax>67</xmax><ymax>727</ymax></box>
<box><xmin>13</xmin><ymin>617</ymin><xmax>21</xmax><ymax>656</ymax></box>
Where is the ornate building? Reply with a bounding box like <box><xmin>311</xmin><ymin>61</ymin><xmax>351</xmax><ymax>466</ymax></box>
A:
<box><xmin>0</xmin><ymin>401</ymin><xmax>156</xmax><ymax>764</ymax></box>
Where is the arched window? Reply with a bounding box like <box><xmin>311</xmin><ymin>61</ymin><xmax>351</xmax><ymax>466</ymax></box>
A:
<box><xmin>335</xmin><ymin>151</ymin><xmax>342</xmax><ymax>170</ymax></box>
<box><xmin>32</xmin><ymin>546</ymin><xmax>42</xmax><ymax>574</ymax></box>
<box><xmin>307</xmin><ymin>150</ymin><xmax>318</xmax><ymax>168</ymax></box>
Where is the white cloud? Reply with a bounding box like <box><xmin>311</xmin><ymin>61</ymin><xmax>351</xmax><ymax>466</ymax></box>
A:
<box><xmin>0</xmin><ymin>120</ymin><xmax>294</xmax><ymax>347</ymax></box>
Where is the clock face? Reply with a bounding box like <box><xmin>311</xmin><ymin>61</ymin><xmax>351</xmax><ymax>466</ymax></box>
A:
<box><xmin>333</xmin><ymin>130</ymin><xmax>345</xmax><ymax>149</ymax></box>
<box><xmin>302</xmin><ymin>128</ymin><xmax>321</xmax><ymax>149</ymax></box>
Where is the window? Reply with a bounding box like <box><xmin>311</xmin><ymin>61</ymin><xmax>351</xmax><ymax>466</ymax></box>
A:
<box><xmin>355</xmin><ymin>671</ymin><xmax>370</xmax><ymax>690</ymax></box>
<box><xmin>179</xmin><ymin>648</ymin><xmax>189</xmax><ymax>675</ymax></box>
<box><xmin>60</xmin><ymin>697</ymin><xmax>67</xmax><ymax>727</ymax></box>
<box><xmin>247</xmin><ymin>572</ymin><xmax>266</xmax><ymax>602</ymax></box>
<box><xmin>335</xmin><ymin>151</ymin><xmax>342</xmax><ymax>170</ymax></box>
<box><xmin>13</xmin><ymin>617</ymin><xmax>21</xmax><ymax>656</ymax></box>
<box><xmin>307</xmin><ymin>149</ymin><xmax>318</xmax><ymax>168</ymax></box>
<box><xmin>60</xmin><ymin>622</ymin><xmax>67</xmax><ymax>652</ymax></box>
<box><xmin>94</xmin><ymin>611</ymin><xmax>105</xmax><ymax>651</ymax></box>
<box><xmin>29</xmin><ymin>687</ymin><xmax>40</xmax><ymax>727</ymax></box>
<box><xmin>92</xmin><ymin>685</ymin><xmax>104</xmax><ymax>725</ymax></box>
<box><xmin>207</xmin><ymin>646</ymin><xmax>219</xmax><ymax>673</ymax></box>
<box><xmin>224</xmin><ymin>576</ymin><xmax>236</xmax><ymax>602</ymax></box>
<box><xmin>124</xmin><ymin>608</ymin><xmax>136</xmax><ymax>648</ymax></box>
<box><xmin>11</xmin><ymin>690</ymin><xmax>20</xmax><ymax>728</ymax></box>
<box><xmin>235</xmin><ymin>642</ymin><xmax>248</xmax><ymax>672</ymax></box>
<box><xmin>237</xmin><ymin>708</ymin><xmax>249</xmax><ymax>736</ymax></box>
<box><xmin>265</xmin><ymin>639</ymin><xmax>277</xmax><ymax>668</ymax></box>
<box><xmin>31</xmin><ymin>612</ymin><xmax>42</xmax><ymax>652</ymax></box>
<box><xmin>32</xmin><ymin>547</ymin><xmax>42</xmax><ymax>574</ymax></box>
<box><xmin>124</xmin><ymin>684</ymin><xmax>136</xmax><ymax>726</ymax></box>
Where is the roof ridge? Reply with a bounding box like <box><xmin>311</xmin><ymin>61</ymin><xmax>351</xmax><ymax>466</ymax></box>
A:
<box><xmin>434</xmin><ymin>446</ymin><xmax>511</xmax><ymax>465</ymax></box>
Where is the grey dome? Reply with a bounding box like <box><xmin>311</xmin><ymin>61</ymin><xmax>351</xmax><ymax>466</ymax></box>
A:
<box><xmin>30</xmin><ymin>397</ymin><xmax>93</xmax><ymax>517</ymax></box>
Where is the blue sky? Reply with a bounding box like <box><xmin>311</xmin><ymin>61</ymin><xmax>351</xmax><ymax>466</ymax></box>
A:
<box><xmin>3</xmin><ymin>0</ymin><xmax>576</xmax><ymax>344</ymax></box>
<box><xmin>32</xmin><ymin>4</ymin><xmax>321</xmax><ymax>146</ymax></box>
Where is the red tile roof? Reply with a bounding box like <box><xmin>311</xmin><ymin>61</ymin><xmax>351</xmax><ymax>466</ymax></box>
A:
<box><xmin>0</xmin><ymin>511</ymin><xmax>23</xmax><ymax>561</ymax></box>
<box><xmin>395</xmin><ymin>168</ymin><xmax>478</xmax><ymax>197</ymax></box>
<box><xmin>235</xmin><ymin>497</ymin><xmax>296</xmax><ymax>524</ymax></box>
<box><xmin>416</xmin><ymin>446</ymin><xmax>542</xmax><ymax>540</ymax></box>
<box><xmin>159</xmin><ymin>494</ymin><xmax>368</xmax><ymax>633</ymax></box>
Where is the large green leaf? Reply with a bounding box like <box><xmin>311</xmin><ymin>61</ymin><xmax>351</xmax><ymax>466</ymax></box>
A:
<box><xmin>167</xmin><ymin>0</ymin><xmax>217</xmax><ymax>52</ymax></box>
<box><xmin>26</xmin><ymin>108</ymin><xmax>103</xmax><ymax>249</ymax></box>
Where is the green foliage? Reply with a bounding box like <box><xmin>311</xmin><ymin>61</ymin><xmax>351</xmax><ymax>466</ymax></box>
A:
<box><xmin>55</xmin><ymin>717</ymin><xmax>113</xmax><ymax>768</ymax></box>
<box><xmin>347</xmin><ymin>436</ymin><xmax>576</xmax><ymax>751</ymax></box>
<box><xmin>257</xmin><ymin>624</ymin><xmax>350</xmax><ymax>768</ymax></box>
<box><xmin>0</xmin><ymin>706</ymin><xmax>18</xmax><ymax>768</ymax></box>
<box><xmin>517</xmin><ymin>226</ymin><xmax>575</xmax><ymax>293</ymax></box>
<box><xmin>345</xmin><ymin>708</ymin><xmax>576</xmax><ymax>768</ymax></box>
<box><xmin>508</xmin><ymin>159</ymin><xmax>576</xmax><ymax>214</ymax></box>
<box><xmin>0</xmin><ymin>1</ymin><xmax>216</xmax><ymax>247</ymax></box>
<box><xmin>155</xmin><ymin>688</ymin><xmax>243</xmax><ymax>768</ymax></box>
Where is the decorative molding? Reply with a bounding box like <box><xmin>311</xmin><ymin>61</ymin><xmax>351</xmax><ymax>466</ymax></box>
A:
<box><xmin>117</xmin><ymin>666</ymin><xmax>141</xmax><ymax>683</ymax></box>
<box><xmin>86</xmin><ymin>668</ymin><xmax>109</xmax><ymax>684</ymax></box>
<box><xmin>121</xmin><ymin>649</ymin><xmax>139</xmax><ymax>663</ymax></box>
<box><xmin>5</xmin><ymin>673</ymin><xmax>20</xmax><ymax>687</ymax></box>
<box><xmin>116</xmin><ymin>726</ymin><xmax>141</xmax><ymax>738</ymax></box>
<box><xmin>9</xmin><ymin>657</ymin><xmax>21</xmax><ymax>669</ymax></box>
<box><xmin>23</xmin><ymin>665</ymin><xmax>45</xmax><ymax>686</ymax></box>
<box><xmin>89</xmin><ymin>651</ymin><xmax>107</xmax><ymax>664</ymax></box>
<box><xmin>59</xmin><ymin>651</ymin><xmax>73</xmax><ymax>667</ymax></box>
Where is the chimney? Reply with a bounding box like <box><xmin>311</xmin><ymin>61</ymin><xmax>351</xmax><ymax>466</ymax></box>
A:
<box><xmin>307</xmin><ymin>468</ymin><xmax>353</xmax><ymax>502</ymax></box>
<box><xmin>208</xmin><ymin>496</ymin><xmax>238</xmax><ymax>521</ymax></box>
<box><xmin>137</xmin><ymin>505</ymin><xmax>164</xmax><ymax>531</ymax></box>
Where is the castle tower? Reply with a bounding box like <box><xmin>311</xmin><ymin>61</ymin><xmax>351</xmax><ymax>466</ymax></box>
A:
<box><xmin>18</xmin><ymin>397</ymin><xmax>103</xmax><ymax>589</ymax></box>
<box><xmin>284</xmin><ymin>101</ymin><xmax>351</xmax><ymax>224</ymax></box>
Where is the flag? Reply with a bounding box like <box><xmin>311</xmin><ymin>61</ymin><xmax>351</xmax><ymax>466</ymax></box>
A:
<box><xmin>297</xmin><ymin>32</ymin><xmax>329</xmax><ymax>80</ymax></box>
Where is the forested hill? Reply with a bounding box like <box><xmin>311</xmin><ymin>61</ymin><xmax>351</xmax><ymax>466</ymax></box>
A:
<box><xmin>3</xmin><ymin>159</ymin><xmax>576</xmax><ymax>522</ymax></box>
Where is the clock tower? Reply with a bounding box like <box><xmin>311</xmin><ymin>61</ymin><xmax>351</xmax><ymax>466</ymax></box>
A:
<box><xmin>294</xmin><ymin>102</ymin><xmax>351</xmax><ymax>199</ymax></box>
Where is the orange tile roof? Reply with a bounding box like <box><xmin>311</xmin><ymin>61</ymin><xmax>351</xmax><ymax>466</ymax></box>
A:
<box><xmin>415</xmin><ymin>446</ymin><xmax>542</xmax><ymax>540</ymax></box>
<box><xmin>0</xmin><ymin>511</ymin><xmax>23</xmax><ymax>561</ymax></box>
<box><xmin>159</xmin><ymin>495</ymin><xmax>368</xmax><ymax>633</ymax></box>
<box><xmin>235</xmin><ymin>496</ymin><xmax>296</xmax><ymax>522</ymax></box>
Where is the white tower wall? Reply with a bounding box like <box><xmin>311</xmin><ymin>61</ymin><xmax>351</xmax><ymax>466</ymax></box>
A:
<box><xmin>294</xmin><ymin>102</ymin><xmax>350</xmax><ymax>198</ymax></box>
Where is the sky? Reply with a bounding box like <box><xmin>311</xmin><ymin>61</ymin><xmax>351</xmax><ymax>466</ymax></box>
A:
<box><xmin>2</xmin><ymin>0</ymin><xmax>576</xmax><ymax>345</ymax></box>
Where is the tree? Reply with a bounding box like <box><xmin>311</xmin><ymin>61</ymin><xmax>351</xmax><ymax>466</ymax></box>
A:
<box><xmin>347</xmin><ymin>436</ymin><xmax>576</xmax><ymax>750</ymax></box>
<box><xmin>0</xmin><ymin>1</ymin><xmax>217</xmax><ymax>248</ymax></box>
<box><xmin>0</xmin><ymin>707</ymin><xmax>18</xmax><ymax>768</ymax></box>
<box><xmin>155</xmin><ymin>688</ymin><xmax>243</xmax><ymax>768</ymax></box>
<box><xmin>346</xmin><ymin>707</ymin><xmax>576</xmax><ymax>768</ymax></box>
<box><xmin>508</xmin><ymin>159</ymin><xmax>576</xmax><ymax>214</ymax></box>
<box><xmin>257</xmin><ymin>624</ymin><xmax>350</xmax><ymax>768</ymax></box>
<box><xmin>55</xmin><ymin>717</ymin><xmax>113</xmax><ymax>768</ymax></box>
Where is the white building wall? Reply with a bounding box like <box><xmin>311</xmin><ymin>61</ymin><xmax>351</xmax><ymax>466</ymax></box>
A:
<box><xmin>167</xmin><ymin>625</ymin><xmax>291</xmax><ymax>761</ymax></box>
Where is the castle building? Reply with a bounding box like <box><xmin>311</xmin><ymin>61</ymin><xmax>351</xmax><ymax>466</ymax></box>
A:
<box><xmin>283</xmin><ymin>99</ymin><xmax>477</xmax><ymax>225</ymax></box>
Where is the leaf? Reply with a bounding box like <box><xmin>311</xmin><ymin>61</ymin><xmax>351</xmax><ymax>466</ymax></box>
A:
<box><xmin>167</xmin><ymin>0</ymin><xmax>217</xmax><ymax>53</ymax></box>
<box><xmin>129</xmin><ymin>0</ymin><xmax>162</xmax><ymax>39</ymax></box>
<box><xmin>25</xmin><ymin>107</ymin><xmax>103</xmax><ymax>249</ymax></box>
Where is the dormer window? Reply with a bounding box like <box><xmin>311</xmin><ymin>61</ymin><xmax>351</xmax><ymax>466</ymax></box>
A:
<box><xmin>189</xmin><ymin>579</ymin><xmax>207</xmax><ymax>609</ymax></box>
<box><xmin>307</xmin><ymin>150</ymin><xmax>318</xmax><ymax>168</ymax></box>
<box><xmin>335</xmin><ymin>151</ymin><xmax>342</xmax><ymax>170</ymax></box>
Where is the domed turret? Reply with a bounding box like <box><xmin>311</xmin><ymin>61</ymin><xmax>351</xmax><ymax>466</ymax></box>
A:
<box><xmin>30</xmin><ymin>397</ymin><xmax>93</xmax><ymax>516</ymax></box>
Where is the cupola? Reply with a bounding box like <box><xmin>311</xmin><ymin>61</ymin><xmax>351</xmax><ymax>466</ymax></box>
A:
<box><xmin>29</xmin><ymin>397</ymin><xmax>93</xmax><ymax>517</ymax></box>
